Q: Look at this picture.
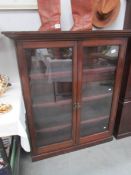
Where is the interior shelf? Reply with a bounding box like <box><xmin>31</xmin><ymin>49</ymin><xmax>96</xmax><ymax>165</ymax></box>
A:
<box><xmin>83</xmin><ymin>67</ymin><xmax>115</xmax><ymax>82</ymax></box>
<box><xmin>84</xmin><ymin>66</ymin><xmax>115</xmax><ymax>74</ymax></box>
<box><xmin>36</xmin><ymin>115</ymin><xmax>109</xmax><ymax>146</ymax></box>
<box><xmin>33</xmin><ymin>99</ymin><xmax>72</xmax><ymax>108</ymax></box>
<box><xmin>29</xmin><ymin>66</ymin><xmax>115</xmax><ymax>80</ymax></box>
<box><xmin>81</xmin><ymin>115</ymin><xmax>109</xmax><ymax>125</ymax></box>
<box><xmin>82</xmin><ymin>93</ymin><xmax>112</xmax><ymax>102</ymax></box>
<box><xmin>82</xmin><ymin>80</ymin><xmax>113</xmax><ymax>97</ymax></box>
<box><xmin>36</xmin><ymin>127</ymin><xmax>72</xmax><ymax>147</ymax></box>
<box><xmin>32</xmin><ymin>92</ymin><xmax>112</xmax><ymax>108</ymax></box>
<box><xmin>30</xmin><ymin>71</ymin><xmax>72</xmax><ymax>80</ymax></box>
<box><xmin>36</xmin><ymin>123</ymin><xmax>71</xmax><ymax>133</ymax></box>
<box><xmin>80</xmin><ymin>117</ymin><xmax>109</xmax><ymax>137</ymax></box>
<box><xmin>36</xmin><ymin>115</ymin><xmax>109</xmax><ymax>134</ymax></box>
<box><xmin>33</xmin><ymin>104</ymin><xmax>72</xmax><ymax>131</ymax></box>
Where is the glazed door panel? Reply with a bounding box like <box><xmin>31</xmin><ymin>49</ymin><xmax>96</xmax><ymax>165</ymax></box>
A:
<box><xmin>77</xmin><ymin>39</ymin><xmax>127</xmax><ymax>143</ymax></box>
<box><xmin>22</xmin><ymin>41</ymin><xmax>77</xmax><ymax>152</ymax></box>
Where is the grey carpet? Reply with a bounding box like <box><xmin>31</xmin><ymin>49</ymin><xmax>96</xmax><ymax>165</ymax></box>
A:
<box><xmin>20</xmin><ymin>137</ymin><xmax>131</xmax><ymax>175</ymax></box>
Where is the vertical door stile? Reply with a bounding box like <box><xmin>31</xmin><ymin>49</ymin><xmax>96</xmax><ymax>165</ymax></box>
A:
<box><xmin>17</xmin><ymin>42</ymin><xmax>37</xmax><ymax>154</ymax></box>
<box><xmin>76</xmin><ymin>41</ymin><xmax>84</xmax><ymax>144</ymax></box>
<box><xmin>72</xmin><ymin>41</ymin><xmax>78</xmax><ymax>145</ymax></box>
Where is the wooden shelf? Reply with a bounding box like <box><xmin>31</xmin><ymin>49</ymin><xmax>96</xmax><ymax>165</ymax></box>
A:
<box><xmin>83</xmin><ymin>67</ymin><xmax>115</xmax><ymax>82</ymax></box>
<box><xmin>33</xmin><ymin>92</ymin><xmax>112</xmax><ymax>108</ymax></box>
<box><xmin>81</xmin><ymin>115</ymin><xmax>109</xmax><ymax>125</ymax></box>
<box><xmin>36</xmin><ymin>127</ymin><xmax>71</xmax><ymax>147</ymax></box>
<box><xmin>82</xmin><ymin>93</ymin><xmax>112</xmax><ymax>102</ymax></box>
<box><xmin>35</xmin><ymin>115</ymin><xmax>109</xmax><ymax>135</ymax></box>
<box><xmin>80</xmin><ymin>116</ymin><xmax>109</xmax><ymax>137</ymax></box>
<box><xmin>33</xmin><ymin>99</ymin><xmax>72</xmax><ymax>108</ymax></box>
<box><xmin>37</xmin><ymin>123</ymin><xmax>71</xmax><ymax>133</ymax></box>
<box><xmin>82</xmin><ymin>80</ymin><xmax>113</xmax><ymax>97</ymax></box>
<box><xmin>30</xmin><ymin>71</ymin><xmax>72</xmax><ymax>80</ymax></box>
<box><xmin>84</xmin><ymin>66</ymin><xmax>115</xmax><ymax>74</ymax></box>
<box><xmin>30</xmin><ymin>66</ymin><xmax>115</xmax><ymax>81</ymax></box>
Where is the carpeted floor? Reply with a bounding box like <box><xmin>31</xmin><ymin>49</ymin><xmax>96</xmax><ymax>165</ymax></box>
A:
<box><xmin>20</xmin><ymin>137</ymin><xmax>131</xmax><ymax>175</ymax></box>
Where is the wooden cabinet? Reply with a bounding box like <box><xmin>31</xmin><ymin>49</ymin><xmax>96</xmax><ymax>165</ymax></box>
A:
<box><xmin>3</xmin><ymin>31</ymin><xmax>129</xmax><ymax>161</ymax></box>
<box><xmin>114</xmin><ymin>40</ymin><xmax>131</xmax><ymax>139</ymax></box>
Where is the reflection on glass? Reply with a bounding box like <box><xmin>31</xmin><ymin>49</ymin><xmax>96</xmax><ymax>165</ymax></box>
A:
<box><xmin>25</xmin><ymin>47</ymin><xmax>73</xmax><ymax>147</ymax></box>
<box><xmin>80</xmin><ymin>45</ymin><xmax>119</xmax><ymax>137</ymax></box>
<box><xmin>83</xmin><ymin>45</ymin><xmax>119</xmax><ymax>69</ymax></box>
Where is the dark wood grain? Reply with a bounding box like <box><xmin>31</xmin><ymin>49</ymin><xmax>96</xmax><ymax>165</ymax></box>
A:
<box><xmin>32</xmin><ymin>136</ymin><xmax>113</xmax><ymax>161</ymax></box>
<box><xmin>2</xmin><ymin>30</ymin><xmax>131</xmax><ymax>41</ymax></box>
<box><xmin>125</xmin><ymin>64</ymin><xmax>131</xmax><ymax>99</ymax></box>
<box><xmin>16</xmin><ymin>42</ymin><xmax>37</xmax><ymax>154</ymax></box>
<box><xmin>114</xmin><ymin>101</ymin><xmax>131</xmax><ymax>139</ymax></box>
<box><xmin>124</xmin><ymin>0</ymin><xmax>131</xmax><ymax>29</ymax></box>
<box><xmin>82</xmin><ymin>93</ymin><xmax>112</xmax><ymax>102</ymax></box>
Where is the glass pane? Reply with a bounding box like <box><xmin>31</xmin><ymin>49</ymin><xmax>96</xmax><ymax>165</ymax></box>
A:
<box><xmin>83</xmin><ymin>46</ymin><xmax>118</xmax><ymax>69</ymax></box>
<box><xmin>25</xmin><ymin>47</ymin><xmax>73</xmax><ymax>147</ymax></box>
<box><xmin>80</xmin><ymin>45</ymin><xmax>119</xmax><ymax>137</ymax></box>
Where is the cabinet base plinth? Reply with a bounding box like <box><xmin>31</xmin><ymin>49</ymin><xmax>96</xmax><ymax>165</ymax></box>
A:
<box><xmin>32</xmin><ymin>136</ymin><xmax>113</xmax><ymax>161</ymax></box>
<box><xmin>114</xmin><ymin>132</ymin><xmax>131</xmax><ymax>139</ymax></box>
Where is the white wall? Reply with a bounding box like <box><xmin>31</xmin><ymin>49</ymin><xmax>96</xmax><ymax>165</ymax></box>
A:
<box><xmin>0</xmin><ymin>0</ymin><xmax>127</xmax><ymax>83</ymax></box>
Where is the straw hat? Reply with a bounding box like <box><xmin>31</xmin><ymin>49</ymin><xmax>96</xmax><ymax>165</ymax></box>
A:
<box><xmin>93</xmin><ymin>0</ymin><xmax>120</xmax><ymax>28</ymax></box>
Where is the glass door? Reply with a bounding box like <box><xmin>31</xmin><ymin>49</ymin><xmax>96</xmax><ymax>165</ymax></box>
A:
<box><xmin>23</xmin><ymin>41</ymin><xmax>77</xmax><ymax>151</ymax></box>
<box><xmin>77</xmin><ymin>39</ymin><xmax>127</xmax><ymax>143</ymax></box>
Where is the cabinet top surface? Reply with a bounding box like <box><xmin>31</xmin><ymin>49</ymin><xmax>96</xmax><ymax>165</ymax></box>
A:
<box><xmin>2</xmin><ymin>30</ymin><xmax>131</xmax><ymax>41</ymax></box>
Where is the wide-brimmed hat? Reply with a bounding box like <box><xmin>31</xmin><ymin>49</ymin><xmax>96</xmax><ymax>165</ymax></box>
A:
<box><xmin>93</xmin><ymin>0</ymin><xmax>120</xmax><ymax>28</ymax></box>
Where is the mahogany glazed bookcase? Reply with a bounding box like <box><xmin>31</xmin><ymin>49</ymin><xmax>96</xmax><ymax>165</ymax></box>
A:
<box><xmin>3</xmin><ymin>31</ymin><xmax>131</xmax><ymax>161</ymax></box>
